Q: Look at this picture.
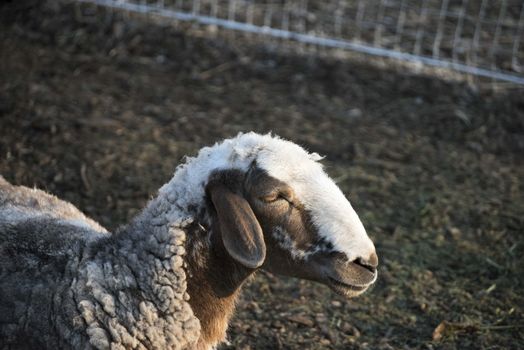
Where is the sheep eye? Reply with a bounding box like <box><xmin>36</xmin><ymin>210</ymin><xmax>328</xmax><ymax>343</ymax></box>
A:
<box><xmin>260</xmin><ymin>192</ymin><xmax>293</xmax><ymax>205</ymax></box>
<box><xmin>260</xmin><ymin>193</ymin><xmax>280</xmax><ymax>203</ymax></box>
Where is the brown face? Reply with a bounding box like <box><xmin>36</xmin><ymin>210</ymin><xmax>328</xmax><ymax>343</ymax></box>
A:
<box><xmin>244</xmin><ymin>166</ymin><xmax>378</xmax><ymax>297</ymax></box>
<box><xmin>206</xmin><ymin>166</ymin><xmax>378</xmax><ymax>298</ymax></box>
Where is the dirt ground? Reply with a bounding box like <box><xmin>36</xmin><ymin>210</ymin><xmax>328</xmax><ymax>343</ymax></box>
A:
<box><xmin>1</xmin><ymin>1</ymin><xmax>523</xmax><ymax>349</ymax></box>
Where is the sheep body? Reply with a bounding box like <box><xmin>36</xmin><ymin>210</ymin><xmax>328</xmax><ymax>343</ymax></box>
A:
<box><xmin>0</xmin><ymin>132</ymin><xmax>377</xmax><ymax>350</ymax></box>
<box><xmin>0</xmin><ymin>176</ymin><xmax>200</xmax><ymax>349</ymax></box>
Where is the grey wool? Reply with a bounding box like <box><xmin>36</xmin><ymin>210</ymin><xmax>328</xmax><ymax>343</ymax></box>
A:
<box><xmin>0</xmin><ymin>175</ymin><xmax>201</xmax><ymax>349</ymax></box>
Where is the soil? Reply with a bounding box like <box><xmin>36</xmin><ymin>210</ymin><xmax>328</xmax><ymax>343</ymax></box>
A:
<box><xmin>1</xmin><ymin>1</ymin><xmax>523</xmax><ymax>349</ymax></box>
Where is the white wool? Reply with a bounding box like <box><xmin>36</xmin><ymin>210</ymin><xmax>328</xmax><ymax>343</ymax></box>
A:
<box><xmin>157</xmin><ymin>132</ymin><xmax>375</xmax><ymax>263</ymax></box>
<box><xmin>0</xmin><ymin>206</ymin><xmax>40</xmax><ymax>223</ymax></box>
<box><xmin>0</xmin><ymin>205</ymin><xmax>107</xmax><ymax>237</ymax></box>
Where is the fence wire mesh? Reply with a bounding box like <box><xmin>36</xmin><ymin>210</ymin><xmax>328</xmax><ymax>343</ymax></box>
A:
<box><xmin>76</xmin><ymin>0</ymin><xmax>524</xmax><ymax>85</ymax></box>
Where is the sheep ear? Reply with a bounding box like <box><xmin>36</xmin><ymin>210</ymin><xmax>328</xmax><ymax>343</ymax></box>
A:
<box><xmin>209</xmin><ymin>185</ymin><xmax>266</xmax><ymax>269</ymax></box>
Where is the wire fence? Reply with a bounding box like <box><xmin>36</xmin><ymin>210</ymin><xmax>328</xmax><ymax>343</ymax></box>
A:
<box><xmin>75</xmin><ymin>0</ymin><xmax>524</xmax><ymax>85</ymax></box>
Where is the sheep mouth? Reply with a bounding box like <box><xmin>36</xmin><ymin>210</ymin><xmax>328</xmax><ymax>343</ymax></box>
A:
<box><xmin>327</xmin><ymin>277</ymin><xmax>371</xmax><ymax>297</ymax></box>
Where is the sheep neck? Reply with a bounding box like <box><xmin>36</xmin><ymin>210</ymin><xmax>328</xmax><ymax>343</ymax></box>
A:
<box><xmin>83</xmin><ymin>209</ymin><xmax>202</xmax><ymax>349</ymax></box>
<box><xmin>184</xmin><ymin>221</ymin><xmax>252</xmax><ymax>349</ymax></box>
<box><xmin>136</xmin><ymin>166</ymin><xmax>256</xmax><ymax>348</ymax></box>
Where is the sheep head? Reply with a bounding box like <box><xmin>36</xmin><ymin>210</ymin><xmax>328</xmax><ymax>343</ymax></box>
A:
<box><xmin>202</xmin><ymin>134</ymin><xmax>378</xmax><ymax>298</ymax></box>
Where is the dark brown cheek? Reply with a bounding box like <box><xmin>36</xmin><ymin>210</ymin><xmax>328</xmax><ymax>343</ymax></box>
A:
<box><xmin>253</xmin><ymin>203</ymin><xmax>315</xmax><ymax>252</ymax></box>
<box><xmin>283</xmin><ymin>209</ymin><xmax>316</xmax><ymax>249</ymax></box>
<box><xmin>252</xmin><ymin>204</ymin><xmax>282</xmax><ymax>230</ymax></box>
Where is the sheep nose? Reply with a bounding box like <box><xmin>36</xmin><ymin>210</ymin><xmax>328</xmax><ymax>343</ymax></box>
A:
<box><xmin>354</xmin><ymin>252</ymin><xmax>378</xmax><ymax>273</ymax></box>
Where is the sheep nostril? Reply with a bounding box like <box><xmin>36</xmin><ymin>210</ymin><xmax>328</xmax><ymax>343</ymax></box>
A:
<box><xmin>354</xmin><ymin>253</ymin><xmax>378</xmax><ymax>274</ymax></box>
<box><xmin>368</xmin><ymin>252</ymin><xmax>379</xmax><ymax>268</ymax></box>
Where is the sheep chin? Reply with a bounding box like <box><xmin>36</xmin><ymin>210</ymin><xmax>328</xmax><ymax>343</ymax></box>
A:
<box><xmin>326</xmin><ymin>277</ymin><xmax>373</xmax><ymax>298</ymax></box>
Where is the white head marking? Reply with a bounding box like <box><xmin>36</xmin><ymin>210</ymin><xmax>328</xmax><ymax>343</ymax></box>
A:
<box><xmin>156</xmin><ymin>132</ymin><xmax>375</xmax><ymax>262</ymax></box>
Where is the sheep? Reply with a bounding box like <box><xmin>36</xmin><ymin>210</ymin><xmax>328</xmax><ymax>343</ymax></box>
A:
<box><xmin>0</xmin><ymin>132</ymin><xmax>378</xmax><ymax>350</ymax></box>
